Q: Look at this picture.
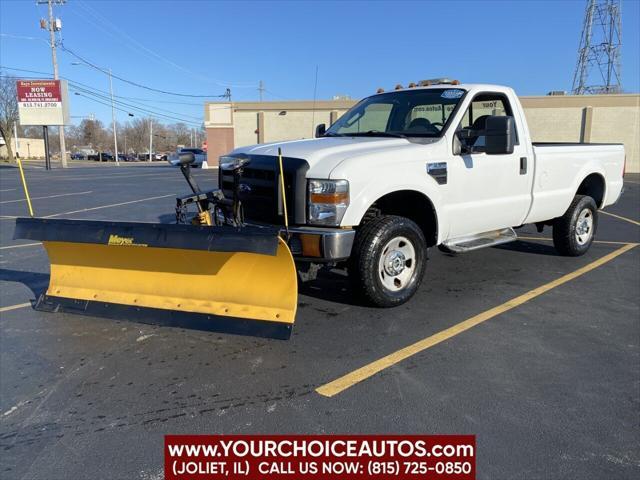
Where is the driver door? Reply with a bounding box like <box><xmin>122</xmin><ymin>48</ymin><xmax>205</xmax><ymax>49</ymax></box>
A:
<box><xmin>446</xmin><ymin>93</ymin><xmax>532</xmax><ymax>238</ymax></box>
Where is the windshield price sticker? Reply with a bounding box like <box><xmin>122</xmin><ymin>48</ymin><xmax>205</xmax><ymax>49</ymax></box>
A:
<box><xmin>165</xmin><ymin>435</ymin><xmax>475</xmax><ymax>480</ymax></box>
<box><xmin>441</xmin><ymin>89</ymin><xmax>465</xmax><ymax>99</ymax></box>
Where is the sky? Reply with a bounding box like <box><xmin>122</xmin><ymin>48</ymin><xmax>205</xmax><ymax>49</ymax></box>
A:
<box><xmin>1</xmin><ymin>0</ymin><xmax>638</xmax><ymax>127</ymax></box>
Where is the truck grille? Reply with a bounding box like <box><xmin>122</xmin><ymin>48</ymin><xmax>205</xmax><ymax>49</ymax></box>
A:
<box><xmin>219</xmin><ymin>155</ymin><xmax>309</xmax><ymax>225</ymax></box>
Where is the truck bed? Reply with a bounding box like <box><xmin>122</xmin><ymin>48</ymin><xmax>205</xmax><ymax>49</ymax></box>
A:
<box><xmin>523</xmin><ymin>142</ymin><xmax>625</xmax><ymax>225</ymax></box>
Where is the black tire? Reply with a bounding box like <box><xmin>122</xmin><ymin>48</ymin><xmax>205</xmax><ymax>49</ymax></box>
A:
<box><xmin>552</xmin><ymin>195</ymin><xmax>598</xmax><ymax>256</ymax></box>
<box><xmin>348</xmin><ymin>215</ymin><xmax>427</xmax><ymax>307</ymax></box>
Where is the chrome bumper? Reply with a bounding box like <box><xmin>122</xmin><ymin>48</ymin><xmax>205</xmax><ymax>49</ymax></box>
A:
<box><xmin>285</xmin><ymin>226</ymin><xmax>355</xmax><ymax>261</ymax></box>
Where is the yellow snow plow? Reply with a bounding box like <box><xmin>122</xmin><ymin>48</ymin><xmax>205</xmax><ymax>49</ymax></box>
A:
<box><xmin>14</xmin><ymin>152</ymin><xmax>298</xmax><ymax>339</ymax></box>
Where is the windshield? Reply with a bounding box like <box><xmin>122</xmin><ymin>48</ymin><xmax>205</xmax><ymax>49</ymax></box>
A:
<box><xmin>325</xmin><ymin>88</ymin><xmax>465</xmax><ymax>138</ymax></box>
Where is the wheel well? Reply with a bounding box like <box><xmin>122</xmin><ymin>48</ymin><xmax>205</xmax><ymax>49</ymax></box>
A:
<box><xmin>577</xmin><ymin>173</ymin><xmax>605</xmax><ymax>208</ymax></box>
<box><xmin>360</xmin><ymin>190</ymin><xmax>438</xmax><ymax>246</ymax></box>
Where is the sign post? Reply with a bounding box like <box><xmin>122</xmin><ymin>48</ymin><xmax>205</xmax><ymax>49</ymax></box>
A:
<box><xmin>16</xmin><ymin>79</ymin><xmax>70</xmax><ymax>169</ymax></box>
<box><xmin>43</xmin><ymin>126</ymin><xmax>51</xmax><ymax>170</ymax></box>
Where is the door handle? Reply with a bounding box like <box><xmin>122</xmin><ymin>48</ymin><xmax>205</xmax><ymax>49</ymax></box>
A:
<box><xmin>519</xmin><ymin>157</ymin><xmax>527</xmax><ymax>175</ymax></box>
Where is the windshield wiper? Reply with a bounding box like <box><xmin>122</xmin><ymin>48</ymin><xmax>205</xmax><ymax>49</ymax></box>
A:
<box><xmin>350</xmin><ymin>130</ymin><xmax>407</xmax><ymax>138</ymax></box>
<box><xmin>323</xmin><ymin>132</ymin><xmax>345</xmax><ymax>137</ymax></box>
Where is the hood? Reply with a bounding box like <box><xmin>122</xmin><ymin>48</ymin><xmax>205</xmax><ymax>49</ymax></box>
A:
<box><xmin>231</xmin><ymin>136</ymin><xmax>437</xmax><ymax>178</ymax></box>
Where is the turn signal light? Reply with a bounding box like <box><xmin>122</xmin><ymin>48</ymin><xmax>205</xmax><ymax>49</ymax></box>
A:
<box><xmin>309</xmin><ymin>192</ymin><xmax>349</xmax><ymax>204</ymax></box>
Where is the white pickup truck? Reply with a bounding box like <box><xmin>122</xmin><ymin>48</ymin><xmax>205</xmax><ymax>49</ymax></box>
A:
<box><xmin>219</xmin><ymin>80</ymin><xmax>625</xmax><ymax>307</ymax></box>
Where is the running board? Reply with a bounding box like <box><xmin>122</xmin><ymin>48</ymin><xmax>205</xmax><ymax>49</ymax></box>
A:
<box><xmin>442</xmin><ymin>228</ymin><xmax>517</xmax><ymax>253</ymax></box>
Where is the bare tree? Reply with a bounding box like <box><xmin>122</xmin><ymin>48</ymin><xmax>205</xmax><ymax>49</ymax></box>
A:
<box><xmin>0</xmin><ymin>75</ymin><xmax>18</xmax><ymax>161</ymax></box>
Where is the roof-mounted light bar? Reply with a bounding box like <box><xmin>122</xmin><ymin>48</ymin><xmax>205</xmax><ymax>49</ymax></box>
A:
<box><xmin>375</xmin><ymin>78</ymin><xmax>460</xmax><ymax>93</ymax></box>
<box><xmin>418</xmin><ymin>78</ymin><xmax>460</xmax><ymax>86</ymax></box>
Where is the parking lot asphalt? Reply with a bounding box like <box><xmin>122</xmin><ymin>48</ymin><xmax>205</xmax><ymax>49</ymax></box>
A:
<box><xmin>0</xmin><ymin>163</ymin><xmax>638</xmax><ymax>480</ymax></box>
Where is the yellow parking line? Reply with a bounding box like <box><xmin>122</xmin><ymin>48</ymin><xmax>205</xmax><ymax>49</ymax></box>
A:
<box><xmin>600</xmin><ymin>210</ymin><xmax>640</xmax><ymax>227</ymax></box>
<box><xmin>316</xmin><ymin>242</ymin><xmax>638</xmax><ymax>398</ymax></box>
<box><xmin>0</xmin><ymin>243</ymin><xmax>41</xmax><ymax>250</ymax></box>
<box><xmin>0</xmin><ymin>302</ymin><xmax>32</xmax><ymax>313</ymax></box>
<box><xmin>518</xmin><ymin>236</ymin><xmax>633</xmax><ymax>246</ymax></box>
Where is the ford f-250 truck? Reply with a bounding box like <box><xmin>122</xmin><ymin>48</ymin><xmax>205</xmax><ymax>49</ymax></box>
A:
<box><xmin>219</xmin><ymin>80</ymin><xmax>625</xmax><ymax>307</ymax></box>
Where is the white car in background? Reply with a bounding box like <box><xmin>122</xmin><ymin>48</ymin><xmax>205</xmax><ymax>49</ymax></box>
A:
<box><xmin>168</xmin><ymin>148</ymin><xmax>207</xmax><ymax>167</ymax></box>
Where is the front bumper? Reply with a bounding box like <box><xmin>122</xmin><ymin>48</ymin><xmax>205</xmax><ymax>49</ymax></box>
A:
<box><xmin>283</xmin><ymin>226</ymin><xmax>355</xmax><ymax>262</ymax></box>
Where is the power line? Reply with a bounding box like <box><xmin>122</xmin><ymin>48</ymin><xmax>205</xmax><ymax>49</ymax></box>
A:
<box><xmin>72</xmin><ymin>0</ymin><xmax>258</xmax><ymax>89</ymax></box>
<box><xmin>70</xmin><ymin>83</ymin><xmax>203</xmax><ymax>120</ymax></box>
<box><xmin>70</xmin><ymin>84</ymin><xmax>203</xmax><ymax>124</ymax></box>
<box><xmin>1</xmin><ymin>66</ymin><xmax>203</xmax><ymax>124</ymax></box>
<box><xmin>70</xmin><ymin>88</ymin><xmax>203</xmax><ymax>127</ymax></box>
<box><xmin>0</xmin><ymin>65</ymin><xmax>205</xmax><ymax>105</ymax></box>
<box><xmin>60</xmin><ymin>43</ymin><xmax>229</xmax><ymax>98</ymax></box>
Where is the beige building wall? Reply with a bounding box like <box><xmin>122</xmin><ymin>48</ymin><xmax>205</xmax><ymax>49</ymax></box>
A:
<box><xmin>206</xmin><ymin>94</ymin><xmax>640</xmax><ymax>172</ymax></box>
<box><xmin>0</xmin><ymin>137</ymin><xmax>46</xmax><ymax>159</ymax></box>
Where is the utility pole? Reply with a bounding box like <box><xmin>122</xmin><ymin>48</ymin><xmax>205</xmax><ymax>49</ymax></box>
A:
<box><xmin>38</xmin><ymin>0</ymin><xmax>68</xmax><ymax>167</ymax></box>
<box><xmin>258</xmin><ymin>80</ymin><xmax>265</xmax><ymax>101</ymax></box>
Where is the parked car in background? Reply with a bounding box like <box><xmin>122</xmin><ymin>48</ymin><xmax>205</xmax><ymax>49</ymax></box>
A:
<box><xmin>136</xmin><ymin>153</ymin><xmax>163</xmax><ymax>161</ymax></box>
<box><xmin>168</xmin><ymin>148</ymin><xmax>207</xmax><ymax>167</ymax></box>
<box><xmin>70</xmin><ymin>152</ymin><xmax>86</xmax><ymax>160</ymax></box>
<box><xmin>87</xmin><ymin>152</ymin><xmax>114</xmax><ymax>161</ymax></box>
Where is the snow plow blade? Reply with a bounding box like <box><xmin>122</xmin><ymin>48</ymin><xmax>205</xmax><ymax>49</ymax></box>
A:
<box><xmin>14</xmin><ymin>218</ymin><xmax>297</xmax><ymax>340</ymax></box>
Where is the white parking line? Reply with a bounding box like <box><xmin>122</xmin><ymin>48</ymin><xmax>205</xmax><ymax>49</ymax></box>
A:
<box><xmin>0</xmin><ymin>302</ymin><xmax>32</xmax><ymax>313</ymax></box>
<box><xmin>600</xmin><ymin>210</ymin><xmax>640</xmax><ymax>227</ymax></box>
<box><xmin>0</xmin><ymin>191</ymin><xmax>92</xmax><ymax>204</ymax></box>
<box><xmin>0</xmin><ymin>243</ymin><xmax>41</xmax><ymax>250</ymax></box>
<box><xmin>43</xmin><ymin>193</ymin><xmax>175</xmax><ymax>218</ymax></box>
<box><xmin>0</xmin><ymin>193</ymin><xmax>174</xmax><ymax>220</ymax></box>
<box><xmin>0</xmin><ymin>189</ymin><xmax>16</xmax><ymax>193</ymax></box>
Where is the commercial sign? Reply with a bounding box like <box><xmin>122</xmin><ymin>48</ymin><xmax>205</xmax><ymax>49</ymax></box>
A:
<box><xmin>17</xmin><ymin>79</ymin><xmax>70</xmax><ymax>126</ymax></box>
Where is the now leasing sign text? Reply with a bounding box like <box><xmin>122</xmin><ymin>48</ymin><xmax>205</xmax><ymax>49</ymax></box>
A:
<box><xmin>17</xmin><ymin>79</ymin><xmax>70</xmax><ymax>126</ymax></box>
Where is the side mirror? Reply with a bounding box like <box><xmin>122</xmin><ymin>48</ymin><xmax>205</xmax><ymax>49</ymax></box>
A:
<box><xmin>315</xmin><ymin>123</ymin><xmax>326</xmax><ymax>138</ymax></box>
<box><xmin>485</xmin><ymin>116</ymin><xmax>515</xmax><ymax>155</ymax></box>
<box><xmin>452</xmin><ymin>133</ymin><xmax>462</xmax><ymax>156</ymax></box>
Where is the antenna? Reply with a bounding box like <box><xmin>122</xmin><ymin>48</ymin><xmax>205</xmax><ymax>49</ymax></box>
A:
<box><xmin>572</xmin><ymin>0</ymin><xmax>623</xmax><ymax>94</ymax></box>
<box><xmin>310</xmin><ymin>65</ymin><xmax>318</xmax><ymax>137</ymax></box>
<box><xmin>258</xmin><ymin>80</ymin><xmax>265</xmax><ymax>101</ymax></box>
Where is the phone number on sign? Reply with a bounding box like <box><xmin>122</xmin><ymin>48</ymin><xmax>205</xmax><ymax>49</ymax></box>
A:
<box><xmin>368</xmin><ymin>461</ymin><xmax>473</xmax><ymax>476</ymax></box>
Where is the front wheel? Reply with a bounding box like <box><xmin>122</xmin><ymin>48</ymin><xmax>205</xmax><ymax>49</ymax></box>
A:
<box><xmin>552</xmin><ymin>195</ymin><xmax>598</xmax><ymax>256</ymax></box>
<box><xmin>348</xmin><ymin>215</ymin><xmax>427</xmax><ymax>307</ymax></box>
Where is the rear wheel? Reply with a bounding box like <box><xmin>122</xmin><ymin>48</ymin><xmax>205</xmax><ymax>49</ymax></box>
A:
<box><xmin>349</xmin><ymin>215</ymin><xmax>427</xmax><ymax>307</ymax></box>
<box><xmin>552</xmin><ymin>195</ymin><xmax>598</xmax><ymax>256</ymax></box>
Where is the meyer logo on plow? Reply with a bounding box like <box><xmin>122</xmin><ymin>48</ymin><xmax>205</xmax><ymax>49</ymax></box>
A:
<box><xmin>107</xmin><ymin>234</ymin><xmax>148</xmax><ymax>247</ymax></box>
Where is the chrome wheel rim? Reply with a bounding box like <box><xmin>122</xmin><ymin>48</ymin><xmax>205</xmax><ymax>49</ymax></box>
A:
<box><xmin>378</xmin><ymin>236</ymin><xmax>416</xmax><ymax>291</ymax></box>
<box><xmin>575</xmin><ymin>208</ymin><xmax>594</xmax><ymax>245</ymax></box>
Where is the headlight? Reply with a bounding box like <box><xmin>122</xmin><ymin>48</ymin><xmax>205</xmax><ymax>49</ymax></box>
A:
<box><xmin>219</xmin><ymin>155</ymin><xmax>249</xmax><ymax>170</ymax></box>
<box><xmin>307</xmin><ymin>179</ymin><xmax>349</xmax><ymax>226</ymax></box>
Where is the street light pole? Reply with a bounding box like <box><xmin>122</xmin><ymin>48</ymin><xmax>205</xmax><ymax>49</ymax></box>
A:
<box><xmin>149</xmin><ymin>119</ymin><xmax>153</xmax><ymax>163</ymax></box>
<box><xmin>108</xmin><ymin>68</ymin><xmax>119</xmax><ymax>166</ymax></box>
<box><xmin>72</xmin><ymin>62</ymin><xmax>119</xmax><ymax>165</ymax></box>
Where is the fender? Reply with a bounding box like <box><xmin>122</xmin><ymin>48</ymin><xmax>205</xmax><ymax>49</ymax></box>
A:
<box><xmin>340</xmin><ymin>180</ymin><xmax>445</xmax><ymax>244</ymax></box>
<box><xmin>571</xmin><ymin>164</ymin><xmax>607</xmax><ymax>208</ymax></box>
